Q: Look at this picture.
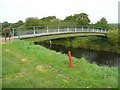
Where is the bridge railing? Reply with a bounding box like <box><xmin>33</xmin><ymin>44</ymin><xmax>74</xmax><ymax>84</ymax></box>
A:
<box><xmin>59</xmin><ymin>28</ymin><xmax>67</xmax><ymax>32</ymax></box>
<box><xmin>12</xmin><ymin>27</ymin><xmax>106</xmax><ymax>38</ymax></box>
<box><xmin>35</xmin><ymin>30</ymin><xmax>47</xmax><ymax>34</ymax></box>
<box><xmin>69</xmin><ymin>28</ymin><xmax>76</xmax><ymax>32</ymax></box>
<box><xmin>48</xmin><ymin>29</ymin><xmax>58</xmax><ymax>33</ymax></box>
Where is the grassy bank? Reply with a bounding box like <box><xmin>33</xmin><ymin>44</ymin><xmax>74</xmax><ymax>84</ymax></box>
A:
<box><xmin>2</xmin><ymin>40</ymin><xmax>118</xmax><ymax>88</ymax></box>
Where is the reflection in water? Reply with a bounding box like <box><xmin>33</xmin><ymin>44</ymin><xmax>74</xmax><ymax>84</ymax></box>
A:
<box><xmin>35</xmin><ymin>42</ymin><xmax>120</xmax><ymax>67</ymax></box>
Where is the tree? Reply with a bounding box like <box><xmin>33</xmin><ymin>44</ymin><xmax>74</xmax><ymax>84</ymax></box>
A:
<box><xmin>107</xmin><ymin>29</ymin><xmax>118</xmax><ymax>43</ymax></box>
<box><xmin>40</xmin><ymin>16</ymin><xmax>62</xmax><ymax>29</ymax></box>
<box><xmin>25</xmin><ymin>17</ymin><xmax>42</xmax><ymax>29</ymax></box>
<box><xmin>2</xmin><ymin>21</ymin><xmax>10</xmax><ymax>29</ymax></box>
<box><xmin>73</xmin><ymin>13</ymin><xmax>90</xmax><ymax>27</ymax></box>
<box><xmin>25</xmin><ymin>17</ymin><xmax>40</xmax><ymax>26</ymax></box>
<box><xmin>63</xmin><ymin>13</ymin><xmax>90</xmax><ymax>27</ymax></box>
<box><xmin>12</xmin><ymin>20</ymin><xmax>24</xmax><ymax>28</ymax></box>
<box><xmin>59</xmin><ymin>21</ymin><xmax>76</xmax><ymax>28</ymax></box>
<box><xmin>95</xmin><ymin>17</ymin><xmax>109</xmax><ymax>29</ymax></box>
<box><xmin>64</xmin><ymin>15</ymin><xmax>74</xmax><ymax>22</ymax></box>
<box><xmin>108</xmin><ymin>23</ymin><xmax>118</xmax><ymax>30</ymax></box>
<box><xmin>47</xmin><ymin>18</ymin><xmax>61</xmax><ymax>29</ymax></box>
<box><xmin>63</xmin><ymin>15</ymin><xmax>76</xmax><ymax>28</ymax></box>
<box><xmin>40</xmin><ymin>16</ymin><xmax>57</xmax><ymax>26</ymax></box>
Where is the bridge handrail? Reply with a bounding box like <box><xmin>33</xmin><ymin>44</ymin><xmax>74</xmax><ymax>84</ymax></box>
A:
<box><xmin>12</xmin><ymin>27</ymin><xmax>106</xmax><ymax>38</ymax></box>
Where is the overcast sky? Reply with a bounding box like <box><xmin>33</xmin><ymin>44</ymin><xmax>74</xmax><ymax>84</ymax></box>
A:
<box><xmin>1</xmin><ymin>0</ymin><xmax>119</xmax><ymax>23</ymax></box>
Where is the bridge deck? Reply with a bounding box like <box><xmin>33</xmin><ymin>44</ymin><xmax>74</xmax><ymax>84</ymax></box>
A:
<box><xmin>3</xmin><ymin>28</ymin><xmax>106</xmax><ymax>42</ymax></box>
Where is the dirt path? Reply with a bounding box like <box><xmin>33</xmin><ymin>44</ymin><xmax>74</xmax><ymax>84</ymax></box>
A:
<box><xmin>0</xmin><ymin>37</ymin><xmax>18</xmax><ymax>44</ymax></box>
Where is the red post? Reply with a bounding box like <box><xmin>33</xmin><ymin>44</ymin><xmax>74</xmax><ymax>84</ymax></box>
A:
<box><xmin>68</xmin><ymin>51</ymin><xmax>73</xmax><ymax>68</ymax></box>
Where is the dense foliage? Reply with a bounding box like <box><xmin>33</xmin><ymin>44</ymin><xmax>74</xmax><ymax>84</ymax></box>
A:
<box><xmin>94</xmin><ymin>17</ymin><xmax>109</xmax><ymax>29</ymax></box>
<box><xmin>107</xmin><ymin>29</ymin><xmax>118</xmax><ymax>43</ymax></box>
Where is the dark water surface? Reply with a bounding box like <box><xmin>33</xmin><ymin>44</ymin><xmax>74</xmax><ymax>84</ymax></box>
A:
<box><xmin>35</xmin><ymin>42</ymin><xmax>120</xmax><ymax>67</ymax></box>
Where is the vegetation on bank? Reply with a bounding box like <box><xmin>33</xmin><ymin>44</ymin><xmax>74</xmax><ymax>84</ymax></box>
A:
<box><xmin>2</xmin><ymin>40</ymin><xmax>118</xmax><ymax>88</ymax></box>
<box><xmin>48</xmin><ymin>29</ymin><xmax>119</xmax><ymax>53</ymax></box>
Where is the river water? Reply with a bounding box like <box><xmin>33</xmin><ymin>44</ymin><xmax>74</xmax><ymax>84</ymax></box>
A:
<box><xmin>35</xmin><ymin>42</ymin><xmax>120</xmax><ymax>67</ymax></box>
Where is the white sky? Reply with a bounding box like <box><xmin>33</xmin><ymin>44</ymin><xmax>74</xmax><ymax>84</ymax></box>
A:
<box><xmin>0</xmin><ymin>0</ymin><xmax>119</xmax><ymax>23</ymax></box>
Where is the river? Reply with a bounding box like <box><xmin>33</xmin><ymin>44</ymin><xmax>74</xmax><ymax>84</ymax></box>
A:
<box><xmin>35</xmin><ymin>42</ymin><xmax>120</xmax><ymax>67</ymax></box>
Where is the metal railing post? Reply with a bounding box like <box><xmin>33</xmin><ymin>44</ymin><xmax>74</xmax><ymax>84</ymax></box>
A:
<box><xmin>87</xmin><ymin>27</ymin><xmax>89</xmax><ymax>32</ymax></box>
<box><xmin>67</xmin><ymin>26</ymin><xmax>69</xmax><ymax>32</ymax></box>
<box><xmin>12</xmin><ymin>28</ymin><xmax>14</xmax><ymax>37</ymax></box>
<box><xmin>34</xmin><ymin>30</ymin><xmax>35</xmax><ymax>35</ymax></box>
<box><xmin>47</xmin><ymin>27</ymin><xmax>49</xmax><ymax>33</ymax></box>
<box><xmin>75</xmin><ymin>27</ymin><xmax>76</xmax><ymax>32</ymax></box>
<box><xmin>93</xmin><ymin>27</ymin><xmax>94</xmax><ymax>32</ymax></box>
<box><xmin>58</xmin><ymin>26</ymin><xmax>59</xmax><ymax>32</ymax></box>
<box><xmin>82</xmin><ymin>26</ymin><xmax>83</xmax><ymax>32</ymax></box>
<box><xmin>100</xmin><ymin>29</ymin><xmax>102</xmax><ymax>33</ymax></box>
<box><xmin>97</xmin><ymin>28</ymin><xmax>99</xmax><ymax>32</ymax></box>
<box><xmin>33</xmin><ymin>27</ymin><xmax>36</xmax><ymax>35</ymax></box>
<box><xmin>18</xmin><ymin>31</ymin><xmax>20</xmax><ymax>39</ymax></box>
<box><xmin>105</xmin><ymin>29</ymin><xmax>107</xmax><ymax>33</ymax></box>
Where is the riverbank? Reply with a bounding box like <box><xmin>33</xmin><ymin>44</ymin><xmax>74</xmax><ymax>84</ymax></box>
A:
<box><xmin>2</xmin><ymin>40</ymin><xmax>118</xmax><ymax>88</ymax></box>
<box><xmin>50</xmin><ymin>36</ymin><xmax>119</xmax><ymax>53</ymax></box>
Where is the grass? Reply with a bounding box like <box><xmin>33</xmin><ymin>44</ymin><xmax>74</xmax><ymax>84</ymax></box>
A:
<box><xmin>2</xmin><ymin>40</ymin><xmax>118</xmax><ymax>88</ymax></box>
<box><xmin>0</xmin><ymin>42</ymin><xmax>2</xmax><ymax>89</ymax></box>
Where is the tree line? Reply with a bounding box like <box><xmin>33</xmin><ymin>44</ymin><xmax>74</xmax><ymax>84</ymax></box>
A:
<box><xmin>1</xmin><ymin>13</ymin><xmax>118</xmax><ymax>31</ymax></box>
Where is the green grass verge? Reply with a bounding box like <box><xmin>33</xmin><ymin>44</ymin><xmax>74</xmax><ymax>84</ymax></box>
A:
<box><xmin>2</xmin><ymin>40</ymin><xmax>118</xmax><ymax>88</ymax></box>
<box><xmin>0</xmin><ymin>42</ymin><xmax>2</xmax><ymax>89</ymax></box>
